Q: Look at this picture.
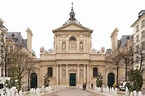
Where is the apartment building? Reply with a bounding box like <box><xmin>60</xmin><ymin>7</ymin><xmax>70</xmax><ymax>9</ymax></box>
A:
<box><xmin>0</xmin><ymin>18</ymin><xmax>8</xmax><ymax>78</ymax></box>
<box><xmin>131</xmin><ymin>10</ymin><xmax>145</xmax><ymax>70</ymax></box>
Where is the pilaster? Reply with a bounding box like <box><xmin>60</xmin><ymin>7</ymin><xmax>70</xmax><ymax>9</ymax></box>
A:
<box><xmin>60</xmin><ymin>65</ymin><xmax>62</xmax><ymax>85</ymax></box>
<box><xmin>77</xmin><ymin>64</ymin><xmax>80</xmax><ymax>86</ymax></box>
<box><xmin>66</xmin><ymin>64</ymin><xmax>68</xmax><ymax>85</ymax></box>
<box><xmin>84</xmin><ymin>64</ymin><xmax>86</xmax><ymax>83</ymax></box>
<box><xmin>56</xmin><ymin>65</ymin><xmax>58</xmax><ymax>85</ymax></box>
<box><xmin>87</xmin><ymin>65</ymin><xmax>90</xmax><ymax>87</ymax></box>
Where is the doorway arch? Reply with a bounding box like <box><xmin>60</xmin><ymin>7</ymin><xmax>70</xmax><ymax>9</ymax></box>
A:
<box><xmin>108</xmin><ymin>73</ymin><xmax>115</xmax><ymax>87</ymax></box>
<box><xmin>30</xmin><ymin>73</ymin><xmax>37</xmax><ymax>88</ymax></box>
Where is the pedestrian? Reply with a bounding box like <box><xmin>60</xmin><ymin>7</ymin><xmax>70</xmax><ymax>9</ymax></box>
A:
<box><xmin>91</xmin><ymin>83</ymin><xmax>93</xmax><ymax>89</ymax></box>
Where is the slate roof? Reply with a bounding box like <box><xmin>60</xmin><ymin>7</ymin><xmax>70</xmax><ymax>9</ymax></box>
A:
<box><xmin>117</xmin><ymin>35</ymin><xmax>133</xmax><ymax>48</ymax></box>
<box><xmin>131</xmin><ymin>10</ymin><xmax>145</xmax><ymax>27</ymax></box>
<box><xmin>106</xmin><ymin>48</ymin><xmax>112</xmax><ymax>54</ymax></box>
<box><xmin>6</xmin><ymin>32</ymin><xmax>27</xmax><ymax>48</ymax></box>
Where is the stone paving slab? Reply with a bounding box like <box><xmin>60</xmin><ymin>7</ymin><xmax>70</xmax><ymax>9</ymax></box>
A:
<box><xmin>42</xmin><ymin>88</ymin><xmax>108</xmax><ymax>96</ymax></box>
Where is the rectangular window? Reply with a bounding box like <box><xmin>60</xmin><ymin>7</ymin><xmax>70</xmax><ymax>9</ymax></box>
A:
<box><xmin>93</xmin><ymin>67</ymin><xmax>98</xmax><ymax>77</ymax></box>
<box><xmin>141</xmin><ymin>20</ymin><xmax>145</xmax><ymax>28</ymax></box>
<box><xmin>142</xmin><ymin>42</ymin><xmax>145</xmax><ymax>50</ymax></box>
<box><xmin>1</xmin><ymin>68</ymin><xmax>3</xmax><ymax>77</ymax></box>
<box><xmin>136</xmin><ymin>35</ymin><xmax>139</xmax><ymax>42</ymax></box>
<box><xmin>136</xmin><ymin>25</ymin><xmax>139</xmax><ymax>32</ymax></box>
<box><xmin>142</xmin><ymin>31</ymin><xmax>145</xmax><ymax>38</ymax></box>
<box><xmin>136</xmin><ymin>45</ymin><xmax>139</xmax><ymax>53</ymax></box>
<box><xmin>47</xmin><ymin>67</ymin><xmax>53</xmax><ymax>77</ymax></box>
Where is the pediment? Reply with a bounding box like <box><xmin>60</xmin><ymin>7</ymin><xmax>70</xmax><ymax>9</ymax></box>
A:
<box><xmin>53</xmin><ymin>22</ymin><xmax>92</xmax><ymax>32</ymax></box>
<box><xmin>62</xmin><ymin>24</ymin><xmax>85</xmax><ymax>30</ymax></box>
<box><xmin>69</xmin><ymin>68</ymin><xmax>76</xmax><ymax>71</ymax></box>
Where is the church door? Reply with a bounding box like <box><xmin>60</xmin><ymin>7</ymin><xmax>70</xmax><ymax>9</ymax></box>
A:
<box><xmin>69</xmin><ymin>73</ymin><xmax>76</xmax><ymax>86</ymax></box>
<box><xmin>108</xmin><ymin>73</ymin><xmax>115</xmax><ymax>87</ymax></box>
<box><xmin>30</xmin><ymin>73</ymin><xmax>37</xmax><ymax>88</ymax></box>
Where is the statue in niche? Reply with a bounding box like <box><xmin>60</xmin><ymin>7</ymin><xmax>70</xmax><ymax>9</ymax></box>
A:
<box><xmin>62</xmin><ymin>42</ymin><xmax>66</xmax><ymax>49</ymax></box>
<box><xmin>80</xmin><ymin>42</ymin><xmax>83</xmax><ymax>49</ymax></box>
<box><xmin>62</xmin><ymin>69</ymin><xmax>66</xmax><ymax>77</ymax></box>
<box><xmin>80</xmin><ymin>69</ymin><xmax>83</xmax><ymax>77</ymax></box>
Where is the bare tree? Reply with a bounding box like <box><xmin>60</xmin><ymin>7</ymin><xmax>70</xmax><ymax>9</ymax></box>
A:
<box><xmin>117</xmin><ymin>46</ymin><xmax>134</xmax><ymax>81</ymax></box>
<box><xmin>106</xmin><ymin>52</ymin><xmax>123</xmax><ymax>86</ymax></box>
<box><xmin>134</xmin><ymin>42</ymin><xmax>145</xmax><ymax>71</ymax></box>
<box><xmin>6</xmin><ymin>45</ymin><xmax>36</xmax><ymax>92</ymax></box>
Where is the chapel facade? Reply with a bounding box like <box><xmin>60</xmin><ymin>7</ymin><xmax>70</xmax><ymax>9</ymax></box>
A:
<box><xmin>29</xmin><ymin>5</ymin><xmax>125</xmax><ymax>89</ymax></box>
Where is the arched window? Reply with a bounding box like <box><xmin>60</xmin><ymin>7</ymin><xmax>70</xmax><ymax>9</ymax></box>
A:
<box><xmin>69</xmin><ymin>36</ymin><xmax>76</xmax><ymax>49</ymax></box>
<box><xmin>69</xmin><ymin>36</ymin><xmax>76</xmax><ymax>41</ymax></box>
<box><xmin>93</xmin><ymin>67</ymin><xmax>98</xmax><ymax>77</ymax></box>
<box><xmin>47</xmin><ymin>67</ymin><xmax>53</xmax><ymax>77</ymax></box>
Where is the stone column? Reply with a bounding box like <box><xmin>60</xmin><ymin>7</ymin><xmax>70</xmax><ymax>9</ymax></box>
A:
<box><xmin>66</xmin><ymin>64</ymin><xmax>68</xmax><ymax>85</ymax></box>
<box><xmin>77</xmin><ymin>64</ymin><xmax>80</xmax><ymax>86</ymax></box>
<box><xmin>84</xmin><ymin>65</ymin><xmax>86</xmax><ymax>83</ymax></box>
<box><xmin>56</xmin><ymin>65</ymin><xmax>58</xmax><ymax>85</ymax></box>
<box><xmin>87</xmin><ymin>65</ymin><xmax>90</xmax><ymax>87</ymax></box>
<box><xmin>60</xmin><ymin>65</ymin><xmax>62</xmax><ymax>85</ymax></box>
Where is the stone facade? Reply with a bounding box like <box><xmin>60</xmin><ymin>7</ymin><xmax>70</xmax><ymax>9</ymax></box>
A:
<box><xmin>28</xmin><ymin>6</ymin><xmax>125</xmax><ymax>89</ymax></box>
<box><xmin>131</xmin><ymin>10</ymin><xmax>145</xmax><ymax>88</ymax></box>
<box><xmin>131</xmin><ymin>10</ymin><xmax>145</xmax><ymax>70</ymax></box>
<box><xmin>0</xmin><ymin>18</ymin><xmax>8</xmax><ymax>78</ymax></box>
<box><xmin>38</xmin><ymin>22</ymin><xmax>107</xmax><ymax>88</ymax></box>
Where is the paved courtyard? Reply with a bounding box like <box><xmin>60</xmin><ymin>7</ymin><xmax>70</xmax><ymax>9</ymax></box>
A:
<box><xmin>41</xmin><ymin>88</ymin><xmax>108</xmax><ymax>96</ymax></box>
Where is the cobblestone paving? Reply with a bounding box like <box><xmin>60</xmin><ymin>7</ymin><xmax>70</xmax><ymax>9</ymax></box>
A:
<box><xmin>42</xmin><ymin>88</ymin><xmax>108</xmax><ymax>96</ymax></box>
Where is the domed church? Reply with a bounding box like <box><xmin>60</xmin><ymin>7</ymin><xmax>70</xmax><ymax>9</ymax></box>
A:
<box><xmin>29</xmin><ymin>4</ymin><xmax>124</xmax><ymax>89</ymax></box>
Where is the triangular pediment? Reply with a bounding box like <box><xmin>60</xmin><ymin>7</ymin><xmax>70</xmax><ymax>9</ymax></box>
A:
<box><xmin>53</xmin><ymin>22</ymin><xmax>92</xmax><ymax>32</ymax></box>
<box><xmin>62</xmin><ymin>24</ymin><xmax>85</xmax><ymax>30</ymax></box>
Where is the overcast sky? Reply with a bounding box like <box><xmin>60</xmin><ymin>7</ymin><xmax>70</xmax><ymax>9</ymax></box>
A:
<box><xmin>1</xmin><ymin>0</ymin><xmax>145</xmax><ymax>57</ymax></box>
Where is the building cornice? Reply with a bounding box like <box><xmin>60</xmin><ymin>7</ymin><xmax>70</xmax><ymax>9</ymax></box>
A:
<box><xmin>131</xmin><ymin>14</ymin><xmax>145</xmax><ymax>27</ymax></box>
